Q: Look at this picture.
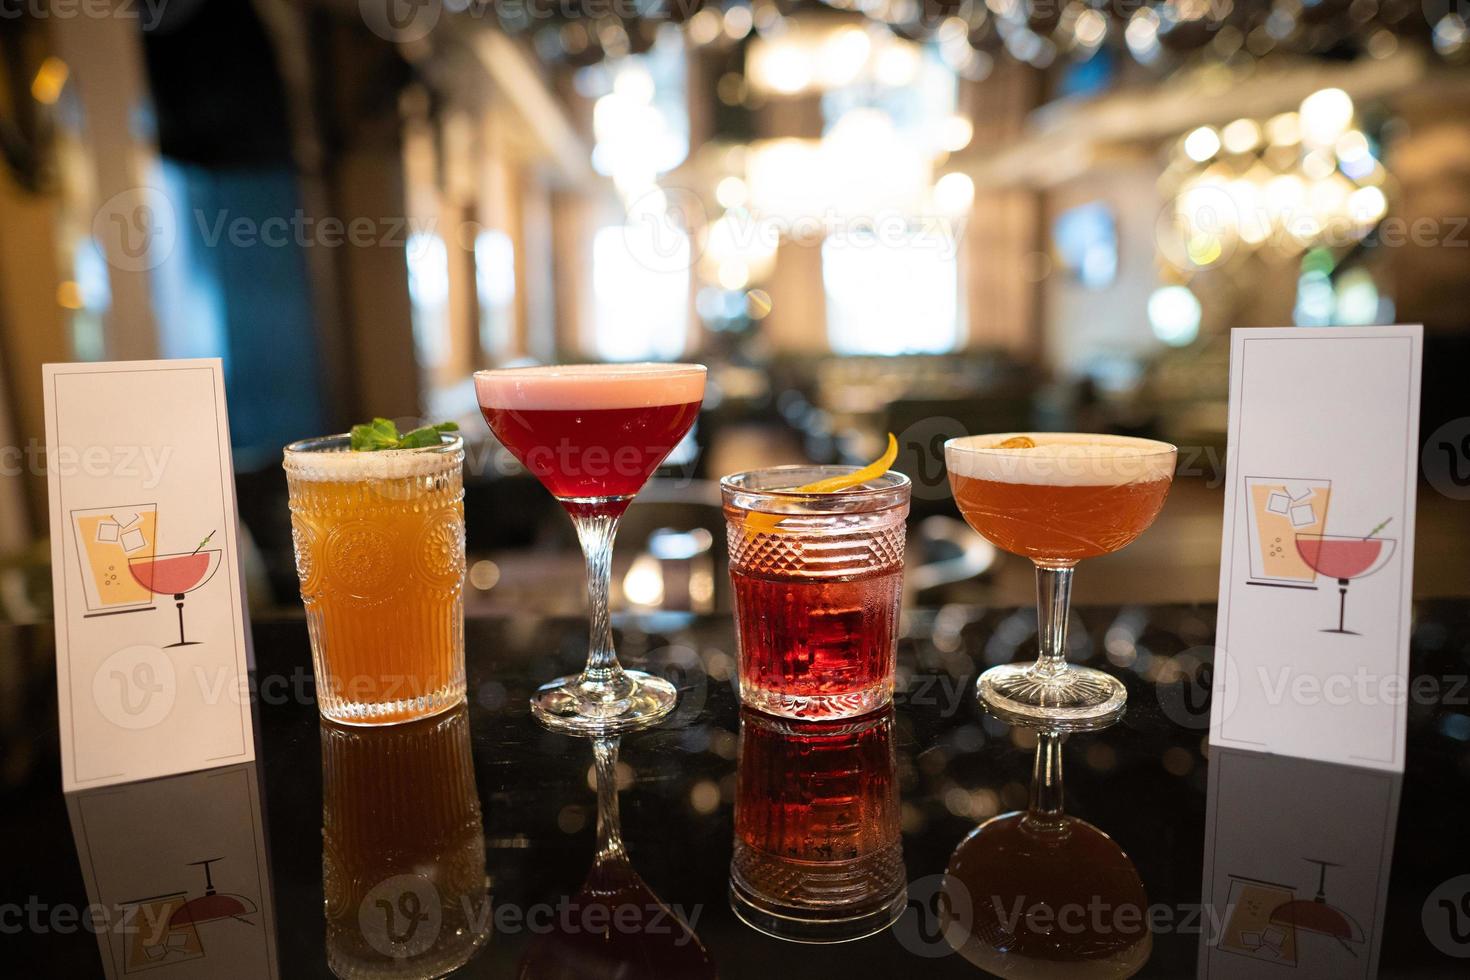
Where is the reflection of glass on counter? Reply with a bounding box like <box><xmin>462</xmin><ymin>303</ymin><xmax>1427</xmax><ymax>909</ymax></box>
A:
<box><xmin>941</xmin><ymin>718</ymin><xmax>1151</xmax><ymax>978</ymax></box>
<box><xmin>517</xmin><ymin>738</ymin><xmax>715</xmax><ymax>978</ymax></box>
<box><xmin>1244</xmin><ymin>478</ymin><xmax>1331</xmax><ymax>586</ymax></box>
<box><xmin>321</xmin><ymin>705</ymin><xmax>488</xmax><ymax>978</ymax></box>
<box><xmin>730</xmin><ymin>707</ymin><xmax>905</xmax><ymax>943</ymax></box>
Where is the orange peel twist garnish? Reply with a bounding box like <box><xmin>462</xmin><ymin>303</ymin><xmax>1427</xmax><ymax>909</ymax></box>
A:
<box><xmin>744</xmin><ymin>433</ymin><xmax>899</xmax><ymax>538</ymax></box>
<box><xmin>996</xmin><ymin>436</ymin><xmax>1036</xmax><ymax>448</ymax></box>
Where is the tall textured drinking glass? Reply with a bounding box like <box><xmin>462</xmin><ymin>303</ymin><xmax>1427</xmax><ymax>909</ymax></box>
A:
<box><xmin>722</xmin><ymin>466</ymin><xmax>910</xmax><ymax>720</ymax></box>
<box><xmin>321</xmin><ymin>705</ymin><xmax>488</xmax><ymax>977</ymax></box>
<box><xmin>474</xmin><ymin>363</ymin><xmax>706</xmax><ymax>733</ymax></box>
<box><xmin>945</xmin><ymin>433</ymin><xmax>1176</xmax><ymax>725</ymax></box>
<box><xmin>284</xmin><ymin>434</ymin><xmax>467</xmax><ymax>725</ymax></box>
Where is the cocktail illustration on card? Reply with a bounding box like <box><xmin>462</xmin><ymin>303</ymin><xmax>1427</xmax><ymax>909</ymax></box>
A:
<box><xmin>71</xmin><ymin>504</ymin><xmax>159</xmax><ymax>615</ymax></box>
<box><xmin>1295</xmin><ymin>521</ymin><xmax>1397</xmax><ymax>635</ymax></box>
<box><xmin>118</xmin><ymin>858</ymin><xmax>259</xmax><ymax>971</ymax></box>
<box><xmin>127</xmin><ymin>530</ymin><xmax>224</xmax><ymax>647</ymax></box>
<box><xmin>1219</xmin><ymin>860</ymin><xmax>1365</xmax><ymax>967</ymax></box>
<box><xmin>1244</xmin><ymin>477</ymin><xmax>1332</xmax><ymax>588</ymax></box>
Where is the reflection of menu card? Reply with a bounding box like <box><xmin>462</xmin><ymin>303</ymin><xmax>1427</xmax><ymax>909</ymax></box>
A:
<box><xmin>1212</xmin><ymin>326</ymin><xmax>1421</xmax><ymax>772</ymax></box>
<box><xmin>1199</xmin><ymin>748</ymin><xmax>1400</xmax><ymax>979</ymax></box>
<box><xmin>66</xmin><ymin>763</ymin><xmax>278</xmax><ymax>979</ymax></box>
<box><xmin>44</xmin><ymin>360</ymin><xmax>255</xmax><ymax>791</ymax></box>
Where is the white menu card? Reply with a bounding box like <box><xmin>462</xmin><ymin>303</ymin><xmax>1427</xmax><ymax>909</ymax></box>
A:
<box><xmin>1211</xmin><ymin>326</ymin><xmax>1421</xmax><ymax>771</ymax></box>
<box><xmin>67</xmin><ymin>763</ymin><xmax>278</xmax><ymax>978</ymax></box>
<box><xmin>45</xmin><ymin>359</ymin><xmax>255</xmax><ymax>791</ymax></box>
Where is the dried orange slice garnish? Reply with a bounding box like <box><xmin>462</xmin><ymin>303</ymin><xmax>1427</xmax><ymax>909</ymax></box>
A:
<box><xmin>745</xmin><ymin>434</ymin><xmax>899</xmax><ymax>537</ymax></box>
<box><xmin>996</xmin><ymin>436</ymin><xmax>1037</xmax><ymax>448</ymax></box>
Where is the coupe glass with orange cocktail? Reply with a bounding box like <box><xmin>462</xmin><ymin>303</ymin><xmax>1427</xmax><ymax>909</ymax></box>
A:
<box><xmin>945</xmin><ymin>433</ymin><xmax>1176</xmax><ymax>725</ymax></box>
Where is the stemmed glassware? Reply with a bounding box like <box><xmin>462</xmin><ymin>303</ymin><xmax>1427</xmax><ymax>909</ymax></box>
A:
<box><xmin>1294</xmin><ymin>532</ymin><xmax>1397</xmax><ymax>634</ymax></box>
<box><xmin>945</xmin><ymin>433</ymin><xmax>1176</xmax><ymax>724</ymax></box>
<box><xmin>475</xmin><ymin>363</ymin><xmax>706</xmax><ymax>733</ymax></box>
<box><xmin>942</xmin><ymin>710</ymin><xmax>1151</xmax><ymax>976</ymax></box>
<box><xmin>128</xmin><ymin>548</ymin><xmax>223</xmax><ymax>647</ymax></box>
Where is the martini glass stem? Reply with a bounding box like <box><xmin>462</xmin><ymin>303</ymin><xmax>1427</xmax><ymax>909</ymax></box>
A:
<box><xmin>1336</xmin><ymin>578</ymin><xmax>1349</xmax><ymax>632</ymax></box>
<box><xmin>592</xmin><ymin>737</ymin><xmax>628</xmax><ymax>864</ymax></box>
<box><xmin>1032</xmin><ymin>564</ymin><xmax>1075</xmax><ymax>680</ymax></box>
<box><xmin>174</xmin><ymin>593</ymin><xmax>186</xmax><ymax>645</ymax></box>
<box><xmin>572</xmin><ymin>511</ymin><xmax>626</xmax><ymax>689</ymax></box>
<box><xmin>1022</xmin><ymin>730</ymin><xmax>1070</xmax><ymax>837</ymax></box>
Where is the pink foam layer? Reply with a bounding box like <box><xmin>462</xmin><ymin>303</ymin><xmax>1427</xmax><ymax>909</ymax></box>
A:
<box><xmin>474</xmin><ymin>363</ymin><xmax>706</xmax><ymax>411</ymax></box>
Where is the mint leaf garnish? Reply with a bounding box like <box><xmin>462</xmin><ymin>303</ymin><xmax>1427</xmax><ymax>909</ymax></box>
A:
<box><xmin>350</xmin><ymin>418</ymin><xmax>458</xmax><ymax>451</ymax></box>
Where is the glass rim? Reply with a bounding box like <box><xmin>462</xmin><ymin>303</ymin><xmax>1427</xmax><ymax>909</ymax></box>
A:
<box><xmin>720</xmin><ymin>464</ymin><xmax>911</xmax><ymax>500</ymax></box>
<box><xmin>282</xmin><ymin>432</ymin><xmax>464</xmax><ymax>456</ymax></box>
<box><xmin>472</xmin><ymin>362</ymin><xmax>707</xmax><ymax>381</ymax></box>
<box><xmin>1294</xmin><ymin>532</ymin><xmax>1394</xmax><ymax>541</ymax></box>
<box><xmin>944</xmin><ymin>432</ymin><xmax>1178</xmax><ymax>459</ymax></box>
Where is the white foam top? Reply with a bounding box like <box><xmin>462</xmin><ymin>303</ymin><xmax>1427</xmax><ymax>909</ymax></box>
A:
<box><xmin>945</xmin><ymin>433</ymin><xmax>1176</xmax><ymax>486</ymax></box>
<box><xmin>474</xmin><ymin>363</ymin><xmax>706</xmax><ymax>411</ymax></box>
<box><xmin>283</xmin><ymin>437</ymin><xmax>462</xmax><ymax>482</ymax></box>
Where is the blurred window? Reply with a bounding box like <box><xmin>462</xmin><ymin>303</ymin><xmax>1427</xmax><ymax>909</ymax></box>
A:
<box><xmin>823</xmin><ymin>231</ymin><xmax>960</xmax><ymax>355</ymax></box>
<box><xmin>592</xmin><ymin>224</ymin><xmax>689</xmax><ymax>361</ymax></box>
<box><xmin>406</xmin><ymin>231</ymin><xmax>450</xmax><ymax>368</ymax></box>
<box><xmin>475</xmin><ymin>229</ymin><xmax>516</xmax><ymax>356</ymax></box>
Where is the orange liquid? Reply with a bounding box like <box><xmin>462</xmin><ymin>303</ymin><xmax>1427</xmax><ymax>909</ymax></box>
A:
<box><xmin>950</xmin><ymin>474</ymin><xmax>1172</xmax><ymax>562</ymax></box>
<box><xmin>288</xmin><ymin>466</ymin><xmax>466</xmax><ymax>723</ymax></box>
<box><xmin>322</xmin><ymin>707</ymin><xmax>488</xmax><ymax>974</ymax></box>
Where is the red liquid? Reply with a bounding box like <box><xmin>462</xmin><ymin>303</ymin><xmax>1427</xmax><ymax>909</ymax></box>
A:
<box><xmin>481</xmin><ymin>401</ymin><xmax>700</xmax><ymax>503</ymax></box>
<box><xmin>732</xmin><ymin>709</ymin><xmax>903</xmax><ymax>916</ymax></box>
<box><xmin>1295</xmin><ymin>537</ymin><xmax>1385</xmax><ymax>579</ymax></box>
<box><xmin>128</xmin><ymin>552</ymin><xmax>212</xmax><ymax>595</ymax></box>
<box><xmin>515</xmin><ymin>870</ymin><xmax>715</xmax><ymax>980</ymax></box>
<box><xmin>731</xmin><ymin>566</ymin><xmax>902</xmax><ymax>718</ymax></box>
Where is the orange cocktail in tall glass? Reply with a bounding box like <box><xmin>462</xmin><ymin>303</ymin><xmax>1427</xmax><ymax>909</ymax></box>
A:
<box><xmin>284</xmin><ymin>434</ymin><xmax>466</xmax><ymax>725</ymax></box>
<box><xmin>945</xmin><ymin>433</ymin><xmax>1176</xmax><ymax>724</ymax></box>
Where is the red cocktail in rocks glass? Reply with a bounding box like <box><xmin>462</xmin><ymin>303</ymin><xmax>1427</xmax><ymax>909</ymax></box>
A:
<box><xmin>722</xmin><ymin>466</ymin><xmax>910</xmax><ymax>720</ymax></box>
<box><xmin>474</xmin><ymin>363</ymin><xmax>706</xmax><ymax>733</ymax></box>
<box><xmin>730</xmin><ymin>707</ymin><xmax>905</xmax><ymax>942</ymax></box>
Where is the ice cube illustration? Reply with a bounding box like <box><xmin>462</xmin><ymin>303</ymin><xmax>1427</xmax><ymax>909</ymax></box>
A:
<box><xmin>96</xmin><ymin>521</ymin><xmax>120</xmax><ymax>544</ymax></box>
<box><xmin>1286</xmin><ymin>484</ymin><xmax>1315</xmax><ymax>502</ymax></box>
<box><xmin>1289</xmin><ymin>503</ymin><xmax>1316</xmax><ymax>528</ymax></box>
<box><xmin>120</xmin><ymin>528</ymin><xmax>147</xmax><ymax>553</ymax></box>
<box><xmin>116</xmin><ymin>511</ymin><xmax>141</xmax><ymax>530</ymax></box>
<box><xmin>1262</xmin><ymin>924</ymin><xmax>1286</xmax><ymax>948</ymax></box>
<box><xmin>1240</xmin><ymin>930</ymin><xmax>1262</xmax><ymax>949</ymax></box>
<box><xmin>1266</xmin><ymin>491</ymin><xmax>1290</xmax><ymax>515</ymax></box>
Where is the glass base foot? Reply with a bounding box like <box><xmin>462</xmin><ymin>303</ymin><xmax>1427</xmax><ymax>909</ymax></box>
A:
<box><xmin>728</xmin><ymin>877</ymin><xmax>906</xmax><ymax>945</ymax></box>
<box><xmin>977</xmin><ymin>663</ymin><xmax>1125</xmax><ymax>730</ymax></box>
<box><xmin>529</xmin><ymin>669</ymin><xmax>677</xmax><ymax>734</ymax></box>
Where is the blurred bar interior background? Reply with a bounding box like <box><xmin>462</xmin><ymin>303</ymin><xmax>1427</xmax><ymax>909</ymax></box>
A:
<box><xmin>1</xmin><ymin>0</ymin><xmax>1467</xmax><ymax>624</ymax></box>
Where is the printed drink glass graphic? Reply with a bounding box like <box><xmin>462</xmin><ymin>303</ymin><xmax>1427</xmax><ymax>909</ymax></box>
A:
<box><xmin>1294</xmin><ymin>533</ymin><xmax>1396</xmax><ymax>634</ymax></box>
<box><xmin>730</xmin><ymin>707</ymin><xmax>905</xmax><ymax>943</ymax></box>
<box><xmin>474</xmin><ymin>363</ymin><xmax>706</xmax><ymax>734</ymax></box>
<box><xmin>127</xmin><ymin>550</ymin><xmax>222</xmax><ymax>647</ymax></box>
<box><xmin>722</xmin><ymin>466</ymin><xmax>910</xmax><ymax>720</ymax></box>
<box><xmin>72</xmin><ymin>504</ymin><xmax>159</xmax><ymax>614</ymax></box>
<box><xmin>1244</xmin><ymin>477</ymin><xmax>1332</xmax><ymax>587</ymax></box>
<box><xmin>283</xmin><ymin>434</ymin><xmax>467</xmax><ymax>725</ymax></box>
<box><xmin>945</xmin><ymin>433</ymin><xmax>1176</xmax><ymax>725</ymax></box>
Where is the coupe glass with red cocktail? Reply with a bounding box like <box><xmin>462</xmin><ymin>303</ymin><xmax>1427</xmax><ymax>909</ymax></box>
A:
<box><xmin>474</xmin><ymin>363</ymin><xmax>706</xmax><ymax>733</ymax></box>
